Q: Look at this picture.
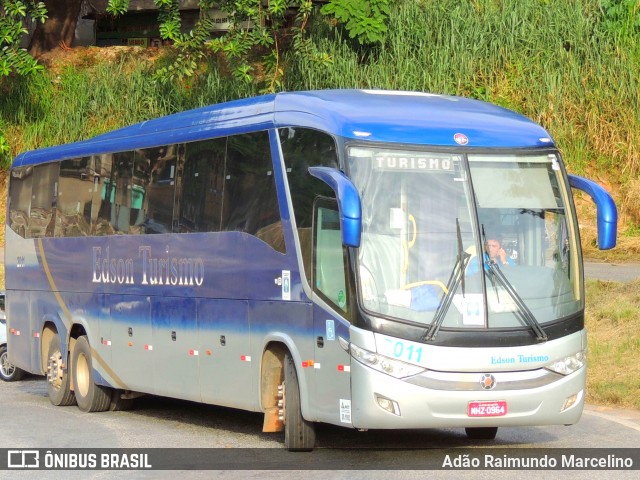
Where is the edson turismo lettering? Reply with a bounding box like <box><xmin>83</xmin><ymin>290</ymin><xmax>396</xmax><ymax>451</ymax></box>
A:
<box><xmin>92</xmin><ymin>246</ymin><xmax>134</xmax><ymax>285</ymax></box>
<box><xmin>491</xmin><ymin>354</ymin><xmax>550</xmax><ymax>365</ymax></box>
<box><xmin>92</xmin><ymin>246</ymin><xmax>204</xmax><ymax>286</ymax></box>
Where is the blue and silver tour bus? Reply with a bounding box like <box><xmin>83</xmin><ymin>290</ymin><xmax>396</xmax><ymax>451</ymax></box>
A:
<box><xmin>4</xmin><ymin>90</ymin><xmax>616</xmax><ymax>450</ymax></box>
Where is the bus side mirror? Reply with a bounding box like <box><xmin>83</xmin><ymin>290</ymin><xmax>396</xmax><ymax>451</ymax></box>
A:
<box><xmin>308</xmin><ymin>166</ymin><xmax>362</xmax><ymax>248</ymax></box>
<box><xmin>568</xmin><ymin>174</ymin><xmax>617</xmax><ymax>250</ymax></box>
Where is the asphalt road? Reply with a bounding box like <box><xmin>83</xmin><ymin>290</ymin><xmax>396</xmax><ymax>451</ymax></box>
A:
<box><xmin>583</xmin><ymin>261</ymin><xmax>640</xmax><ymax>282</ymax></box>
<box><xmin>1</xmin><ymin>377</ymin><xmax>639</xmax><ymax>479</ymax></box>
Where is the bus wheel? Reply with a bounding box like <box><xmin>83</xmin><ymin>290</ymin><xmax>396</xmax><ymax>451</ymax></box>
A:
<box><xmin>0</xmin><ymin>344</ymin><xmax>25</xmax><ymax>382</ymax></box>
<box><xmin>71</xmin><ymin>336</ymin><xmax>111</xmax><ymax>412</ymax></box>
<box><xmin>46</xmin><ymin>334</ymin><xmax>76</xmax><ymax>406</ymax></box>
<box><xmin>465</xmin><ymin>427</ymin><xmax>498</xmax><ymax>440</ymax></box>
<box><xmin>282</xmin><ymin>353</ymin><xmax>316</xmax><ymax>451</ymax></box>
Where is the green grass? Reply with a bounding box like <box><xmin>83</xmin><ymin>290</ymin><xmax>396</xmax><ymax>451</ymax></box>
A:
<box><xmin>585</xmin><ymin>279</ymin><xmax>640</xmax><ymax>409</ymax></box>
<box><xmin>285</xmin><ymin>0</ymin><xmax>640</xmax><ymax>220</ymax></box>
<box><xmin>3</xmin><ymin>1</ymin><xmax>640</xmax><ymax>198</ymax></box>
<box><xmin>0</xmin><ymin>49</ymin><xmax>262</xmax><ymax>167</ymax></box>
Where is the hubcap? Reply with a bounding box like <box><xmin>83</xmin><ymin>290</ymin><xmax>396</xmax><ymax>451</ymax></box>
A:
<box><xmin>76</xmin><ymin>353</ymin><xmax>90</xmax><ymax>397</ymax></box>
<box><xmin>47</xmin><ymin>351</ymin><xmax>64</xmax><ymax>389</ymax></box>
<box><xmin>1</xmin><ymin>352</ymin><xmax>15</xmax><ymax>377</ymax></box>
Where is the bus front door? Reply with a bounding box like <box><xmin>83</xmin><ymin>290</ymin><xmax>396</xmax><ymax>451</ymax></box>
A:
<box><xmin>312</xmin><ymin>200</ymin><xmax>352</xmax><ymax>426</ymax></box>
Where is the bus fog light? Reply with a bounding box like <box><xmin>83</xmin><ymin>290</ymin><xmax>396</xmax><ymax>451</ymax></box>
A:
<box><xmin>561</xmin><ymin>394</ymin><xmax>577</xmax><ymax>412</ymax></box>
<box><xmin>375</xmin><ymin>394</ymin><xmax>401</xmax><ymax>416</ymax></box>
<box><xmin>561</xmin><ymin>390</ymin><xmax>583</xmax><ymax>412</ymax></box>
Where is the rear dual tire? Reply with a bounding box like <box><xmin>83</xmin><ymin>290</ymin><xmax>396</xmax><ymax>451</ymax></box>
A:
<box><xmin>46</xmin><ymin>334</ymin><xmax>76</xmax><ymax>406</ymax></box>
<box><xmin>71</xmin><ymin>335</ymin><xmax>111</xmax><ymax>412</ymax></box>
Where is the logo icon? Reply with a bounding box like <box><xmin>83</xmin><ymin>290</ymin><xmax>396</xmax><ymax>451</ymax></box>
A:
<box><xmin>7</xmin><ymin>450</ymin><xmax>40</xmax><ymax>468</ymax></box>
<box><xmin>281</xmin><ymin>270</ymin><xmax>291</xmax><ymax>301</ymax></box>
<box><xmin>454</xmin><ymin>133</ymin><xmax>469</xmax><ymax>145</ymax></box>
<box><xmin>480</xmin><ymin>373</ymin><xmax>496</xmax><ymax>390</ymax></box>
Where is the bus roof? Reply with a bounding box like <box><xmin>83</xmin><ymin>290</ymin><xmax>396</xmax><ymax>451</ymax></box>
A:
<box><xmin>12</xmin><ymin>89</ymin><xmax>555</xmax><ymax>167</ymax></box>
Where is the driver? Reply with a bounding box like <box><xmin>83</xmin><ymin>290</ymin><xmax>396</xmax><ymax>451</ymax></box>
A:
<box><xmin>467</xmin><ymin>237</ymin><xmax>515</xmax><ymax>275</ymax></box>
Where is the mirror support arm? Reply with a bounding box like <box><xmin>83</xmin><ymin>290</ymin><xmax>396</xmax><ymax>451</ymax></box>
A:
<box><xmin>309</xmin><ymin>167</ymin><xmax>362</xmax><ymax>247</ymax></box>
<box><xmin>568</xmin><ymin>174</ymin><xmax>617</xmax><ymax>250</ymax></box>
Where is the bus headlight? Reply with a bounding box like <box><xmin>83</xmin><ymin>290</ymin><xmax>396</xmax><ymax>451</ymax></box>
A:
<box><xmin>350</xmin><ymin>343</ymin><xmax>426</xmax><ymax>378</ymax></box>
<box><xmin>545</xmin><ymin>351</ymin><xmax>586</xmax><ymax>376</ymax></box>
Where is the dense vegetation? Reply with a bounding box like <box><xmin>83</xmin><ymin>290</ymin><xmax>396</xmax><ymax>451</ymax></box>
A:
<box><xmin>586</xmin><ymin>279</ymin><xmax>640</xmax><ymax>409</ymax></box>
<box><xmin>1</xmin><ymin>0</ymin><xmax>639</xmax><ymax>243</ymax></box>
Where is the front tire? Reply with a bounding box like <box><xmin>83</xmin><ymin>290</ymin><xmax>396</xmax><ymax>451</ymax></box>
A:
<box><xmin>465</xmin><ymin>427</ymin><xmax>498</xmax><ymax>440</ymax></box>
<box><xmin>71</xmin><ymin>335</ymin><xmax>111</xmax><ymax>412</ymax></box>
<box><xmin>283</xmin><ymin>353</ymin><xmax>316</xmax><ymax>451</ymax></box>
<box><xmin>0</xmin><ymin>344</ymin><xmax>25</xmax><ymax>382</ymax></box>
<box><xmin>46</xmin><ymin>334</ymin><xmax>76</xmax><ymax>406</ymax></box>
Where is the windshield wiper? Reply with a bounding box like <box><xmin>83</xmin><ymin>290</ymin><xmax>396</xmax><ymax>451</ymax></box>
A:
<box><xmin>423</xmin><ymin>219</ymin><xmax>470</xmax><ymax>341</ymax></box>
<box><xmin>480</xmin><ymin>226</ymin><xmax>548</xmax><ymax>342</ymax></box>
<box><xmin>485</xmin><ymin>261</ymin><xmax>548</xmax><ymax>342</ymax></box>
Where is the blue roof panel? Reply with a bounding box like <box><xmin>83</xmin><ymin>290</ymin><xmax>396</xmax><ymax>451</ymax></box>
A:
<box><xmin>274</xmin><ymin>90</ymin><xmax>553</xmax><ymax>147</ymax></box>
<box><xmin>13</xmin><ymin>89</ymin><xmax>554</xmax><ymax>167</ymax></box>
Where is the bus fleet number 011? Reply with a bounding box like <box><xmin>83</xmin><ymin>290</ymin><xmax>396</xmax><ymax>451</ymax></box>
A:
<box><xmin>383</xmin><ymin>338</ymin><xmax>424</xmax><ymax>364</ymax></box>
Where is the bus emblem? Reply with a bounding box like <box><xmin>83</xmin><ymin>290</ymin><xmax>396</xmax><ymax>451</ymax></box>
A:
<box><xmin>480</xmin><ymin>374</ymin><xmax>496</xmax><ymax>390</ymax></box>
<box><xmin>454</xmin><ymin>133</ymin><xmax>469</xmax><ymax>145</ymax></box>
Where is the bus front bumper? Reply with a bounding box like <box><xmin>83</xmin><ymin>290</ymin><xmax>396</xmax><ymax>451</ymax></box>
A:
<box><xmin>350</xmin><ymin>360</ymin><xmax>586</xmax><ymax>430</ymax></box>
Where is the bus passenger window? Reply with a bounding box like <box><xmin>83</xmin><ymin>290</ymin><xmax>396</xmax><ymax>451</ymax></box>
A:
<box><xmin>132</xmin><ymin>145</ymin><xmax>177</xmax><ymax>234</ymax></box>
<box><xmin>180</xmin><ymin>138</ymin><xmax>226</xmax><ymax>233</ymax></box>
<box><xmin>8</xmin><ymin>166</ymin><xmax>33</xmax><ymax>238</ymax></box>
<box><xmin>110</xmin><ymin>152</ymin><xmax>134</xmax><ymax>234</ymax></box>
<box><xmin>278</xmin><ymin>127</ymin><xmax>339</xmax><ymax>286</ymax></box>
<box><xmin>29</xmin><ymin>163</ymin><xmax>59</xmax><ymax>238</ymax></box>
<box><xmin>57</xmin><ymin>157</ymin><xmax>93</xmax><ymax>237</ymax></box>
<box><xmin>223</xmin><ymin>131</ymin><xmax>285</xmax><ymax>253</ymax></box>
<box><xmin>93</xmin><ymin>154</ymin><xmax>115</xmax><ymax>236</ymax></box>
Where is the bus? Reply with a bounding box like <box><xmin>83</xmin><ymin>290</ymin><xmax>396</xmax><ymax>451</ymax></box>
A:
<box><xmin>4</xmin><ymin>89</ymin><xmax>616</xmax><ymax>450</ymax></box>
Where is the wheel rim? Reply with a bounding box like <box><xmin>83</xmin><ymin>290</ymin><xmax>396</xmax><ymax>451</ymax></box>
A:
<box><xmin>47</xmin><ymin>350</ymin><xmax>64</xmax><ymax>390</ymax></box>
<box><xmin>76</xmin><ymin>352</ymin><xmax>90</xmax><ymax>398</ymax></box>
<box><xmin>278</xmin><ymin>381</ymin><xmax>286</xmax><ymax>424</ymax></box>
<box><xmin>1</xmin><ymin>351</ymin><xmax>15</xmax><ymax>377</ymax></box>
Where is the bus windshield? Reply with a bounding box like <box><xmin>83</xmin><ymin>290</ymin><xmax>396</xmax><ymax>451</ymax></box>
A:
<box><xmin>348</xmin><ymin>146</ymin><xmax>582</xmax><ymax>332</ymax></box>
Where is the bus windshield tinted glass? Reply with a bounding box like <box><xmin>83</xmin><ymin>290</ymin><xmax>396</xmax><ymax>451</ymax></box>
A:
<box><xmin>348</xmin><ymin>147</ymin><xmax>482</xmax><ymax>327</ymax></box>
<box><xmin>348</xmin><ymin>148</ymin><xmax>582</xmax><ymax>330</ymax></box>
<box><xmin>469</xmin><ymin>153</ymin><xmax>582</xmax><ymax>328</ymax></box>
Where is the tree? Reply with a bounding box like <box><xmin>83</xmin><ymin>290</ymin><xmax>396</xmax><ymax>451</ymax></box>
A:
<box><xmin>321</xmin><ymin>0</ymin><xmax>390</xmax><ymax>45</ymax></box>
<box><xmin>107</xmin><ymin>1</ymin><xmax>332</xmax><ymax>91</ymax></box>
<box><xmin>27</xmin><ymin>0</ymin><xmax>83</xmax><ymax>57</ymax></box>
<box><xmin>1</xmin><ymin>1</ymin><xmax>47</xmax><ymax>158</ymax></box>
<box><xmin>1</xmin><ymin>0</ymin><xmax>47</xmax><ymax>74</ymax></box>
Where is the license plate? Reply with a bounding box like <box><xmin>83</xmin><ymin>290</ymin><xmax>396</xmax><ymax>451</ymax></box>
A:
<box><xmin>467</xmin><ymin>400</ymin><xmax>507</xmax><ymax>417</ymax></box>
